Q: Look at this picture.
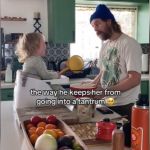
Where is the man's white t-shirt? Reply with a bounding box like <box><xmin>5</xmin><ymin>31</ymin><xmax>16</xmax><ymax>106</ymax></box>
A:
<box><xmin>99</xmin><ymin>33</ymin><xmax>142</xmax><ymax>105</ymax></box>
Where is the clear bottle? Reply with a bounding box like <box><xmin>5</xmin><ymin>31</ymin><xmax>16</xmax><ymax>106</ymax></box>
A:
<box><xmin>5</xmin><ymin>63</ymin><xmax>12</xmax><ymax>83</ymax></box>
<box><xmin>142</xmin><ymin>53</ymin><xmax>149</xmax><ymax>74</ymax></box>
<box><xmin>112</xmin><ymin>124</ymin><xmax>124</xmax><ymax>150</ymax></box>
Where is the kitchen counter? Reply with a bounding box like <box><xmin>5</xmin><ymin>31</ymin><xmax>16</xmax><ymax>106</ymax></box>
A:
<box><xmin>1</xmin><ymin>74</ymin><xmax>149</xmax><ymax>89</ymax></box>
<box><xmin>1</xmin><ymin>101</ymin><xmax>130</xmax><ymax>150</ymax></box>
<box><xmin>1</xmin><ymin>81</ymin><xmax>15</xmax><ymax>89</ymax></box>
<box><xmin>141</xmin><ymin>74</ymin><xmax>149</xmax><ymax>81</ymax></box>
<box><xmin>0</xmin><ymin>78</ymin><xmax>92</xmax><ymax>89</ymax></box>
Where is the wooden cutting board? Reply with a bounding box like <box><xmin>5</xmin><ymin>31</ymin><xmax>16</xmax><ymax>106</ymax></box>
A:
<box><xmin>66</xmin><ymin>122</ymin><xmax>111</xmax><ymax>145</ymax></box>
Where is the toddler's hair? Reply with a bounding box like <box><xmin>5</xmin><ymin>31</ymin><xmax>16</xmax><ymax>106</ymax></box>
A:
<box><xmin>16</xmin><ymin>32</ymin><xmax>43</xmax><ymax>63</ymax></box>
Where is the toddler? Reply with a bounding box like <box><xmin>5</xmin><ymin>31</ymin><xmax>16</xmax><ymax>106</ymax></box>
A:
<box><xmin>16</xmin><ymin>32</ymin><xmax>60</xmax><ymax>79</ymax></box>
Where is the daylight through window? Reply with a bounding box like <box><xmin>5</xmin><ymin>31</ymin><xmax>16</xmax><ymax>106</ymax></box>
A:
<box><xmin>70</xmin><ymin>6</ymin><xmax>137</xmax><ymax>61</ymax></box>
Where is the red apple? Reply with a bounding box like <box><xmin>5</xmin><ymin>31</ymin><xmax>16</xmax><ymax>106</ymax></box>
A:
<box><xmin>46</xmin><ymin>115</ymin><xmax>57</xmax><ymax>125</ymax></box>
<box><xmin>30</xmin><ymin>116</ymin><xmax>42</xmax><ymax>126</ymax></box>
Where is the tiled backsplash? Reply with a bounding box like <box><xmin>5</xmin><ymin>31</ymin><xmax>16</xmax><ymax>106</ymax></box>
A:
<box><xmin>1</xmin><ymin>42</ymin><xmax>70</xmax><ymax>79</ymax></box>
<box><xmin>2</xmin><ymin>42</ymin><xmax>70</xmax><ymax>61</ymax></box>
<box><xmin>2</xmin><ymin>42</ymin><xmax>149</xmax><ymax>71</ymax></box>
<box><xmin>46</xmin><ymin>42</ymin><xmax>70</xmax><ymax>62</ymax></box>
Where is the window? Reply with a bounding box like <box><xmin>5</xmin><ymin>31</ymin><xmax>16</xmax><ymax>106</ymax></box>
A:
<box><xmin>70</xmin><ymin>5</ymin><xmax>137</xmax><ymax>61</ymax></box>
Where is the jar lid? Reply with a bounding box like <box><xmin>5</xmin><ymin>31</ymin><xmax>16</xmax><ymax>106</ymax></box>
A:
<box><xmin>103</xmin><ymin>118</ymin><xmax>110</xmax><ymax>122</ymax></box>
<box><xmin>136</xmin><ymin>94</ymin><xmax>149</xmax><ymax>107</ymax></box>
<box><xmin>116</xmin><ymin>122</ymin><xmax>122</xmax><ymax>129</ymax></box>
<box><xmin>97</xmin><ymin>118</ymin><xmax>116</xmax><ymax>129</ymax></box>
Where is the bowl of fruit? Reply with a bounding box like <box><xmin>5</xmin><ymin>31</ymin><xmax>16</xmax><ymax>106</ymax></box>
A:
<box><xmin>22</xmin><ymin>115</ymin><xmax>87</xmax><ymax>150</ymax></box>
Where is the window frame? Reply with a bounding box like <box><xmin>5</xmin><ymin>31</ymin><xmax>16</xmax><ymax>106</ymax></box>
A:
<box><xmin>71</xmin><ymin>4</ymin><xmax>138</xmax><ymax>60</ymax></box>
<box><xmin>75</xmin><ymin>4</ymin><xmax>138</xmax><ymax>38</ymax></box>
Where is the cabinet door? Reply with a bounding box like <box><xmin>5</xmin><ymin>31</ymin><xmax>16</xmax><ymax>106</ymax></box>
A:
<box><xmin>48</xmin><ymin>0</ymin><xmax>75</xmax><ymax>43</ymax></box>
<box><xmin>1</xmin><ymin>88</ymin><xmax>14</xmax><ymax>101</ymax></box>
<box><xmin>141</xmin><ymin>81</ymin><xmax>149</xmax><ymax>96</ymax></box>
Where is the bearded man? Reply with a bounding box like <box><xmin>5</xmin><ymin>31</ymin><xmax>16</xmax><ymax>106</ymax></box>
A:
<box><xmin>90</xmin><ymin>4</ymin><xmax>142</xmax><ymax>121</ymax></box>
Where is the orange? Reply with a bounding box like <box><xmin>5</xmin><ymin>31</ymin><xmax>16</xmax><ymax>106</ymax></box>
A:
<box><xmin>37</xmin><ymin>122</ymin><xmax>47</xmax><ymax>128</ymax></box>
<box><xmin>45</xmin><ymin>124</ymin><xmax>57</xmax><ymax>129</ymax></box>
<box><xmin>36</xmin><ymin>127</ymin><xmax>45</xmax><ymax>136</ymax></box>
<box><xmin>28</xmin><ymin>127</ymin><xmax>37</xmax><ymax>135</ymax></box>
<box><xmin>29</xmin><ymin>133</ymin><xmax>39</xmax><ymax>145</ymax></box>
<box><xmin>43</xmin><ymin>129</ymin><xmax>58</xmax><ymax>139</ymax></box>
<box><xmin>57</xmin><ymin>131</ymin><xmax>65</xmax><ymax>138</ymax></box>
<box><xmin>53</xmin><ymin>129</ymin><xmax>62</xmax><ymax>132</ymax></box>
<box><xmin>26</xmin><ymin>123</ymin><xmax>34</xmax><ymax>130</ymax></box>
<box><xmin>53</xmin><ymin>129</ymin><xmax>65</xmax><ymax>138</ymax></box>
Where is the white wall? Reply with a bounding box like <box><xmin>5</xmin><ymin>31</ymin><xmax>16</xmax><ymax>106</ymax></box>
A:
<box><xmin>1</xmin><ymin>0</ymin><xmax>48</xmax><ymax>40</ymax></box>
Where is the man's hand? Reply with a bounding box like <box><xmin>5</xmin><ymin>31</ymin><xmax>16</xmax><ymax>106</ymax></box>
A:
<box><xmin>108</xmin><ymin>71</ymin><xmax>141</xmax><ymax>92</ymax></box>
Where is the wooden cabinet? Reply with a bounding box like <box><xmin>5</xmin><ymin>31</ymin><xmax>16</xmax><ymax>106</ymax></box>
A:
<box><xmin>1</xmin><ymin>17</ymin><xmax>27</xmax><ymax>21</ymax></box>
<box><xmin>47</xmin><ymin>0</ymin><xmax>75</xmax><ymax>43</ymax></box>
<box><xmin>1</xmin><ymin>88</ymin><xmax>13</xmax><ymax>101</ymax></box>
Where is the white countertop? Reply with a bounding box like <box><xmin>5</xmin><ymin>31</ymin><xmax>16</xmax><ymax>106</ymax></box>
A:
<box><xmin>1</xmin><ymin>101</ymin><xmax>130</xmax><ymax>150</ymax></box>
<box><xmin>1</xmin><ymin>81</ymin><xmax>15</xmax><ymax>89</ymax></box>
<box><xmin>0</xmin><ymin>78</ymin><xmax>92</xmax><ymax>89</ymax></box>
<box><xmin>141</xmin><ymin>74</ymin><xmax>149</xmax><ymax>81</ymax></box>
<box><xmin>1</xmin><ymin>74</ymin><xmax>149</xmax><ymax>89</ymax></box>
<box><xmin>1</xmin><ymin>101</ymin><xmax>28</xmax><ymax>150</ymax></box>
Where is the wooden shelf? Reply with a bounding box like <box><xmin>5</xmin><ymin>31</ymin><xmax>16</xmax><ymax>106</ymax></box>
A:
<box><xmin>4</xmin><ymin>41</ymin><xmax>18</xmax><ymax>44</ymax></box>
<box><xmin>1</xmin><ymin>17</ymin><xmax>27</xmax><ymax>21</ymax></box>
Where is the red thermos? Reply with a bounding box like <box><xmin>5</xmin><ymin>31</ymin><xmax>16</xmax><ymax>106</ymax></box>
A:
<box><xmin>131</xmin><ymin>94</ymin><xmax>149</xmax><ymax>150</ymax></box>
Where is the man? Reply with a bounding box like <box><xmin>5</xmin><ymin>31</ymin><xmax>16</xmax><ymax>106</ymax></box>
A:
<box><xmin>90</xmin><ymin>4</ymin><xmax>142</xmax><ymax>121</ymax></box>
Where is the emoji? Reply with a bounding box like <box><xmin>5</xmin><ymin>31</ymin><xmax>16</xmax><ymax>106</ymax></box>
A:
<box><xmin>105</xmin><ymin>97</ymin><xmax>116</xmax><ymax>106</ymax></box>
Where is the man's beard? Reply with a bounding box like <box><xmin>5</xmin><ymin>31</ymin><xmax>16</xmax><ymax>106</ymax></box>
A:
<box><xmin>97</xmin><ymin>26</ymin><xmax>112</xmax><ymax>41</ymax></box>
